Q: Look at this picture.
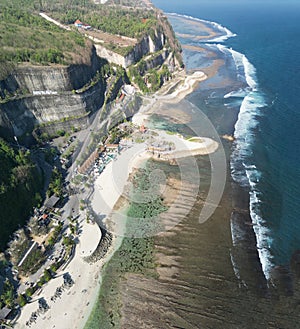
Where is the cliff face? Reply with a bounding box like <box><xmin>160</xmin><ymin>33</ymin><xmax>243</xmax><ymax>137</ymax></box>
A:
<box><xmin>143</xmin><ymin>50</ymin><xmax>169</xmax><ymax>71</ymax></box>
<box><xmin>0</xmin><ymin>47</ymin><xmax>105</xmax><ymax>140</ymax></box>
<box><xmin>125</xmin><ymin>29</ymin><xmax>166</xmax><ymax>67</ymax></box>
<box><xmin>0</xmin><ymin>80</ymin><xmax>103</xmax><ymax>137</ymax></box>
<box><xmin>0</xmin><ymin>47</ymin><xmax>101</xmax><ymax>97</ymax></box>
<box><xmin>95</xmin><ymin>45</ymin><xmax>126</xmax><ymax>67</ymax></box>
<box><xmin>95</xmin><ymin>28</ymin><xmax>167</xmax><ymax>68</ymax></box>
<box><xmin>0</xmin><ymin>13</ymin><xmax>182</xmax><ymax>142</ymax></box>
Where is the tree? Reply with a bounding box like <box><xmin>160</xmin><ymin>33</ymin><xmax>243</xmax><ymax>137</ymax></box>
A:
<box><xmin>50</xmin><ymin>262</ymin><xmax>59</xmax><ymax>273</ymax></box>
<box><xmin>43</xmin><ymin>269</ymin><xmax>52</xmax><ymax>282</ymax></box>
<box><xmin>18</xmin><ymin>294</ymin><xmax>27</xmax><ymax>307</ymax></box>
<box><xmin>0</xmin><ymin>279</ymin><xmax>15</xmax><ymax>308</ymax></box>
<box><xmin>25</xmin><ymin>287</ymin><xmax>34</xmax><ymax>298</ymax></box>
<box><xmin>62</xmin><ymin>235</ymin><xmax>74</xmax><ymax>247</ymax></box>
<box><xmin>69</xmin><ymin>224</ymin><xmax>76</xmax><ymax>235</ymax></box>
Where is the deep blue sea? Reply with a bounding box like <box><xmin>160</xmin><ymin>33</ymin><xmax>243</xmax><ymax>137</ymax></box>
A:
<box><xmin>152</xmin><ymin>0</ymin><xmax>300</xmax><ymax>278</ymax></box>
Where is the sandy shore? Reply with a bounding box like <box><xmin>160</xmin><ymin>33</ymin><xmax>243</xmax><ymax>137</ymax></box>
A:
<box><xmin>14</xmin><ymin>217</ymin><xmax>105</xmax><ymax>329</ymax></box>
<box><xmin>91</xmin><ymin>141</ymin><xmax>150</xmax><ymax>236</ymax></box>
<box><xmin>133</xmin><ymin>71</ymin><xmax>207</xmax><ymax>126</ymax></box>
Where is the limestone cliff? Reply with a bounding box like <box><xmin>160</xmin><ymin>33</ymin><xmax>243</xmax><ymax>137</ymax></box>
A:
<box><xmin>94</xmin><ymin>28</ymin><xmax>167</xmax><ymax>68</ymax></box>
<box><xmin>125</xmin><ymin>28</ymin><xmax>166</xmax><ymax>67</ymax></box>
<box><xmin>0</xmin><ymin>47</ymin><xmax>105</xmax><ymax>140</ymax></box>
<box><xmin>0</xmin><ymin>47</ymin><xmax>101</xmax><ymax>97</ymax></box>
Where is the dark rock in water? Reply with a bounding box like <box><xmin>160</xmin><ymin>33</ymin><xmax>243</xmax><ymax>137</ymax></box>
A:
<box><xmin>270</xmin><ymin>265</ymin><xmax>294</xmax><ymax>297</ymax></box>
<box><xmin>290</xmin><ymin>250</ymin><xmax>300</xmax><ymax>277</ymax></box>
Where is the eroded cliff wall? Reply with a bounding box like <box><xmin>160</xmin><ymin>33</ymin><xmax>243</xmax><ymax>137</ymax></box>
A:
<box><xmin>0</xmin><ymin>47</ymin><xmax>102</xmax><ymax>97</ymax></box>
<box><xmin>0</xmin><ymin>80</ymin><xmax>104</xmax><ymax>138</ymax></box>
<box><xmin>95</xmin><ymin>28</ymin><xmax>167</xmax><ymax>68</ymax></box>
<box><xmin>125</xmin><ymin>29</ymin><xmax>166</xmax><ymax>67</ymax></box>
<box><xmin>0</xmin><ymin>47</ymin><xmax>105</xmax><ymax>140</ymax></box>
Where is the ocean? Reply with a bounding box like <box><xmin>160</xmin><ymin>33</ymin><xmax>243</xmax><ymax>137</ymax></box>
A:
<box><xmin>85</xmin><ymin>1</ymin><xmax>300</xmax><ymax>327</ymax></box>
<box><xmin>153</xmin><ymin>0</ymin><xmax>300</xmax><ymax>281</ymax></box>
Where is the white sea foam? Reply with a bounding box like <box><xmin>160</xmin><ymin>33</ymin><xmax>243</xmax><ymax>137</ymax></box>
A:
<box><xmin>169</xmin><ymin>10</ymin><xmax>274</xmax><ymax>282</ymax></box>
<box><xmin>167</xmin><ymin>13</ymin><xmax>237</xmax><ymax>42</ymax></box>
<box><xmin>249</xmin><ymin>197</ymin><xmax>274</xmax><ymax>281</ymax></box>
<box><xmin>224</xmin><ymin>88</ymin><xmax>248</xmax><ymax>99</ymax></box>
<box><xmin>242</xmin><ymin>55</ymin><xmax>258</xmax><ymax>90</ymax></box>
<box><xmin>230</xmin><ymin>252</ymin><xmax>248</xmax><ymax>288</ymax></box>
<box><xmin>228</xmin><ymin>51</ymin><xmax>272</xmax><ymax>280</ymax></box>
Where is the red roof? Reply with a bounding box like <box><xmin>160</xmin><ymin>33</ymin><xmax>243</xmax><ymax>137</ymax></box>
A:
<box><xmin>74</xmin><ymin>19</ymin><xmax>83</xmax><ymax>25</ymax></box>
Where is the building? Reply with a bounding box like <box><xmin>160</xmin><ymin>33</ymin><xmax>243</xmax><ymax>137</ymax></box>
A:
<box><xmin>0</xmin><ymin>307</ymin><xmax>12</xmax><ymax>323</ymax></box>
<box><xmin>78</xmin><ymin>147</ymin><xmax>105</xmax><ymax>175</ymax></box>
<box><xmin>74</xmin><ymin>20</ymin><xmax>91</xmax><ymax>30</ymax></box>
<box><xmin>105</xmin><ymin>144</ymin><xmax>119</xmax><ymax>151</ymax></box>
<box><xmin>44</xmin><ymin>195</ymin><xmax>60</xmax><ymax>209</ymax></box>
<box><xmin>83</xmin><ymin>24</ymin><xmax>92</xmax><ymax>30</ymax></box>
<box><xmin>74</xmin><ymin>19</ymin><xmax>83</xmax><ymax>27</ymax></box>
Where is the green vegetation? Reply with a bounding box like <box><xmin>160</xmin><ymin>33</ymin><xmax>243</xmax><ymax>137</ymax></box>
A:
<box><xmin>0</xmin><ymin>139</ymin><xmax>42</xmax><ymax>251</ymax></box>
<box><xmin>42</xmin><ymin>1</ymin><xmax>157</xmax><ymax>39</ymax></box>
<box><xmin>0</xmin><ymin>278</ymin><xmax>15</xmax><ymax>308</ymax></box>
<box><xmin>43</xmin><ymin>268</ymin><xmax>52</xmax><ymax>282</ymax></box>
<box><xmin>62</xmin><ymin>235</ymin><xmax>75</xmax><ymax>247</ymax></box>
<box><xmin>47</xmin><ymin>167</ymin><xmax>63</xmax><ymax>197</ymax></box>
<box><xmin>128</xmin><ymin>63</ymin><xmax>171</xmax><ymax>93</ymax></box>
<box><xmin>47</xmin><ymin>222</ymin><xmax>63</xmax><ymax>247</ymax></box>
<box><xmin>17</xmin><ymin>293</ymin><xmax>27</xmax><ymax>307</ymax></box>
<box><xmin>24</xmin><ymin>287</ymin><xmax>34</xmax><ymax>298</ymax></box>
<box><xmin>19</xmin><ymin>246</ymin><xmax>45</xmax><ymax>275</ymax></box>
<box><xmin>106</xmin><ymin>125</ymin><xmax>132</xmax><ymax>144</ymax></box>
<box><xmin>0</xmin><ymin>5</ymin><xmax>89</xmax><ymax>72</ymax></box>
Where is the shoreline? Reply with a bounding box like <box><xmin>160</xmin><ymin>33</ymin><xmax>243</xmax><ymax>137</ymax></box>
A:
<box><xmin>133</xmin><ymin>70</ymin><xmax>208</xmax><ymax>126</ymax></box>
<box><xmin>13</xmin><ymin>67</ymin><xmax>211</xmax><ymax>329</ymax></box>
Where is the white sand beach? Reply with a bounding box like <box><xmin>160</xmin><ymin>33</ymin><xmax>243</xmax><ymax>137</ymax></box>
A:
<box><xmin>14</xmin><ymin>219</ymin><xmax>104</xmax><ymax>329</ymax></box>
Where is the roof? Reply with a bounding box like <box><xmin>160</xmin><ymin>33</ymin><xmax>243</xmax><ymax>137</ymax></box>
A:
<box><xmin>106</xmin><ymin>144</ymin><xmax>119</xmax><ymax>148</ymax></box>
<box><xmin>74</xmin><ymin>19</ymin><xmax>83</xmax><ymax>25</ymax></box>
<box><xmin>42</xmin><ymin>214</ymin><xmax>48</xmax><ymax>220</ymax></box>
<box><xmin>0</xmin><ymin>307</ymin><xmax>12</xmax><ymax>320</ymax></box>
<box><xmin>45</xmin><ymin>195</ymin><xmax>60</xmax><ymax>208</ymax></box>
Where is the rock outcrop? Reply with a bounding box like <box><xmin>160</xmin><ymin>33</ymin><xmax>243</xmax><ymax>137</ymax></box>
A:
<box><xmin>125</xmin><ymin>29</ymin><xmax>166</xmax><ymax>67</ymax></box>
